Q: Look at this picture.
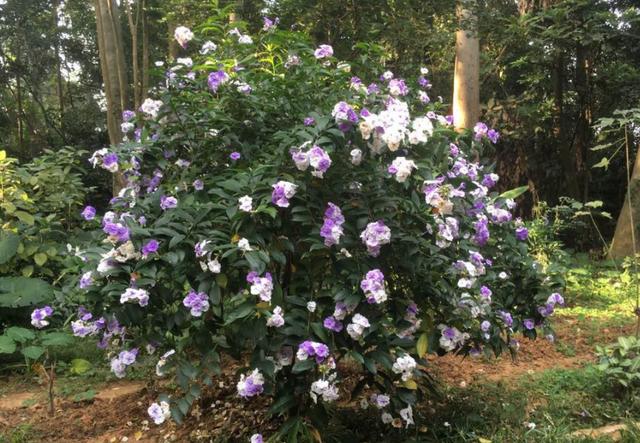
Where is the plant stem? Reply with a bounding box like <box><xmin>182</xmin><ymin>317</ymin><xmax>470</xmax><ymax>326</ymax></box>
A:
<box><xmin>623</xmin><ymin>126</ymin><xmax>640</xmax><ymax>337</ymax></box>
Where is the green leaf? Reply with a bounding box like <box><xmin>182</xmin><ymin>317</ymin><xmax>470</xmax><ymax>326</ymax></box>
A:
<box><xmin>14</xmin><ymin>211</ymin><xmax>35</xmax><ymax>226</ymax></box>
<box><xmin>592</xmin><ymin>157</ymin><xmax>610</xmax><ymax>169</ymax></box>
<box><xmin>416</xmin><ymin>332</ymin><xmax>429</xmax><ymax>358</ymax></box>
<box><xmin>291</xmin><ymin>359</ymin><xmax>314</xmax><ymax>373</ymax></box>
<box><xmin>5</xmin><ymin>327</ymin><xmax>35</xmax><ymax>343</ymax></box>
<box><xmin>0</xmin><ymin>233</ymin><xmax>20</xmax><ymax>264</ymax></box>
<box><xmin>498</xmin><ymin>185</ymin><xmax>529</xmax><ymax>200</ymax></box>
<box><xmin>21</xmin><ymin>346</ymin><xmax>45</xmax><ymax>360</ymax></box>
<box><xmin>0</xmin><ymin>277</ymin><xmax>53</xmax><ymax>307</ymax></box>
<box><xmin>69</xmin><ymin>358</ymin><xmax>92</xmax><ymax>375</ymax></box>
<box><xmin>34</xmin><ymin>252</ymin><xmax>48</xmax><ymax>266</ymax></box>
<box><xmin>41</xmin><ymin>332</ymin><xmax>74</xmax><ymax>347</ymax></box>
<box><xmin>0</xmin><ymin>335</ymin><xmax>16</xmax><ymax>354</ymax></box>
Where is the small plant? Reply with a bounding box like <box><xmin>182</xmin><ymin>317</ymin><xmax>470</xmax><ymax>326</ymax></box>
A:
<box><xmin>596</xmin><ymin>336</ymin><xmax>640</xmax><ymax>396</ymax></box>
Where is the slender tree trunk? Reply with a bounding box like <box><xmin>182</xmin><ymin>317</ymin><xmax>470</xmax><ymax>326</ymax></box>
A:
<box><xmin>125</xmin><ymin>0</ymin><xmax>141</xmax><ymax>109</ymax></box>
<box><xmin>452</xmin><ymin>1</ymin><xmax>480</xmax><ymax>130</ymax></box>
<box><xmin>141</xmin><ymin>0</ymin><xmax>149</xmax><ymax>100</ymax></box>
<box><xmin>95</xmin><ymin>0</ymin><xmax>129</xmax><ymax>194</ymax></box>
<box><xmin>610</xmin><ymin>129</ymin><xmax>640</xmax><ymax>259</ymax></box>
<box><xmin>15</xmin><ymin>67</ymin><xmax>24</xmax><ymax>152</ymax></box>
<box><xmin>52</xmin><ymin>0</ymin><xmax>64</xmax><ymax>122</ymax></box>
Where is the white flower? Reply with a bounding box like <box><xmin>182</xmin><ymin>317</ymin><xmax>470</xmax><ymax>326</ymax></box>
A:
<box><xmin>350</xmin><ymin>148</ymin><xmax>363</xmax><ymax>165</ymax></box>
<box><xmin>174</xmin><ymin>26</ymin><xmax>193</xmax><ymax>48</ymax></box>
<box><xmin>200</xmin><ymin>41</ymin><xmax>217</xmax><ymax>54</ymax></box>
<box><xmin>306</xmin><ymin>301</ymin><xmax>317</xmax><ymax>312</ymax></box>
<box><xmin>382</xmin><ymin>71</ymin><xmax>394</xmax><ymax>80</ymax></box>
<box><xmin>175</xmin><ymin>57</ymin><xmax>193</xmax><ymax>68</ymax></box>
<box><xmin>206</xmin><ymin>258</ymin><xmax>221</xmax><ymax>273</ymax></box>
<box><xmin>147</xmin><ymin>401</ymin><xmax>171</xmax><ymax>425</ymax></box>
<box><xmin>239</xmin><ymin>195</ymin><xmax>253</xmax><ymax>212</ymax></box>
<box><xmin>420</xmin><ymin>67</ymin><xmax>429</xmax><ymax>75</ymax></box>
<box><xmin>392</xmin><ymin>354</ymin><xmax>417</xmax><ymax>381</ymax></box>
<box><xmin>399</xmin><ymin>405</ymin><xmax>414</xmax><ymax>427</ymax></box>
<box><xmin>238</xmin><ymin>238</ymin><xmax>252</xmax><ymax>251</ymax></box>
<box><xmin>346</xmin><ymin>313</ymin><xmax>370</xmax><ymax>340</ymax></box>
<box><xmin>310</xmin><ymin>375</ymin><xmax>339</xmax><ymax>403</ymax></box>
<box><xmin>238</xmin><ymin>34</ymin><xmax>253</xmax><ymax>44</ymax></box>
<box><xmin>381</xmin><ymin>412</ymin><xmax>393</xmax><ymax>424</ymax></box>
<box><xmin>140</xmin><ymin>98</ymin><xmax>163</xmax><ymax>119</ymax></box>
<box><xmin>266</xmin><ymin>306</ymin><xmax>285</xmax><ymax>327</ymax></box>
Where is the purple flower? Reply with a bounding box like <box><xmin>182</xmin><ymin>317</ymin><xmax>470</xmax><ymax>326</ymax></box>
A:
<box><xmin>237</xmin><ymin>369</ymin><xmax>265</xmax><ymax>398</ymax></box>
<box><xmin>122</xmin><ymin>110</ymin><xmax>136</xmax><ymax>122</ymax></box>
<box><xmin>367</xmin><ymin>83</ymin><xmax>380</xmax><ymax>94</ymax></box>
<box><xmin>418</xmin><ymin>76</ymin><xmax>431</xmax><ymax>88</ymax></box>
<box><xmin>262</xmin><ymin>16</ymin><xmax>279</xmax><ymax>31</ymax></box>
<box><xmin>193</xmin><ymin>179</ymin><xmax>204</xmax><ymax>191</ymax></box>
<box><xmin>515</xmin><ymin>227</ymin><xmax>529</xmax><ymax>241</ymax></box>
<box><xmin>31</xmin><ymin>306</ymin><xmax>53</xmax><ymax>328</ymax></box>
<box><xmin>360</xmin><ymin>221</ymin><xmax>391</xmax><ymax>257</ymax></box>
<box><xmin>480</xmin><ymin>320</ymin><xmax>491</xmax><ymax>332</ymax></box>
<box><xmin>314</xmin><ymin>44</ymin><xmax>333</xmax><ymax>59</ymax></box>
<box><xmin>547</xmin><ymin>292</ymin><xmax>565</xmax><ymax>306</ymax></box>
<box><xmin>320</xmin><ymin>203</ymin><xmax>345</xmax><ymax>247</ymax></box>
<box><xmin>388</xmin><ymin>78</ymin><xmax>409</xmax><ymax>96</ymax></box>
<box><xmin>303</xmin><ymin>117</ymin><xmax>315</xmax><ymax>126</ymax></box>
<box><xmin>102</xmin><ymin>153</ymin><xmax>119</xmax><ymax>173</ymax></box>
<box><xmin>230</xmin><ymin>152</ymin><xmax>241</xmax><ymax>161</ymax></box>
<box><xmin>79</xmin><ymin>271</ymin><xmax>93</xmax><ymax>289</ymax></box>
<box><xmin>308</xmin><ymin>146</ymin><xmax>332</xmax><ymax>177</ymax></box>
<box><xmin>523</xmin><ymin>319</ymin><xmax>535</xmax><ymax>330</ymax></box>
<box><xmin>183</xmin><ymin>289</ymin><xmax>210</xmax><ymax>317</ymax></box>
<box><xmin>473</xmin><ymin>122</ymin><xmax>489</xmax><ymax>140</ymax></box>
<box><xmin>473</xmin><ymin>216</ymin><xmax>490</xmax><ymax>246</ymax></box>
<box><xmin>160</xmin><ymin>195</ymin><xmax>178</xmax><ymax>210</ymax></box>
<box><xmin>500</xmin><ymin>311</ymin><xmax>513</xmax><ymax>327</ymax></box>
<box><xmin>271</xmin><ymin>181</ymin><xmax>297</xmax><ymax>208</ymax></box>
<box><xmin>296</xmin><ymin>340</ymin><xmax>330</xmax><ymax>364</ymax></box>
<box><xmin>103</xmin><ymin>221</ymin><xmax>130</xmax><ymax>243</ymax></box>
<box><xmin>487</xmin><ymin>129</ymin><xmax>500</xmax><ymax>144</ymax></box>
<box><xmin>361</xmin><ymin>269</ymin><xmax>387</xmax><ymax>304</ymax></box>
<box><xmin>480</xmin><ymin>285</ymin><xmax>492</xmax><ymax>301</ymax></box>
<box><xmin>331</xmin><ymin>101</ymin><xmax>358</xmax><ymax>126</ymax></box>
<box><xmin>142</xmin><ymin>239</ymin><xmax>159</xmax><ymax>258</ymax></box>
<box><xmin>208</xmin><ymin>70</ymin><xmax>229</xmax><ymax>92</ymax></box>
<box><xmin>323</xmin><ymin>316</ymin><xmax>344</xmax><ymax>332</ymax></box>
<box><xmin>81</xmin><ymin>206</ymin><xmax>96</xmax><ymax>221</ymax></box>
<box><xmin>251</xmin><ymin>434</ymin><xmax>264</xmax><ymax>443</ymax></box>
<box><xmin>481</xmin><ymin>173</ymin><xmax>499</xmax><ymax>189</ymax></box>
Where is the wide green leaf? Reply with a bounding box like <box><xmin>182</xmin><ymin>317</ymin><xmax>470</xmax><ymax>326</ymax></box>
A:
<box><xmin>21</xmin><ymin>345</ymin><xmax>45</xmax><ymax>360</ymax></box>
<box><xmin>0</xmin><ymin>277</ymin><xmax>53</xmax><ymax>307</ymax></box>
<box><xmin>0</xmin><ymin>232</ymin><xmax>20</xmax><ymax>264</ymax></box>
<box><xmin>0</xmin><ymin>335</ymin><xmax>16</xmax><ymax>354</ymax></box>
<box><xmin>5</xmin><ymin>326</ymin><xmax>35</xmax><ymax>343</ymax></box>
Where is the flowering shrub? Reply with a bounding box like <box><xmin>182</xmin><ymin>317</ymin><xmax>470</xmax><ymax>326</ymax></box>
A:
<box><xmin>67</xmin><ymin>16</ymin><xmax>563</xmax><ymax>437</ymax></box>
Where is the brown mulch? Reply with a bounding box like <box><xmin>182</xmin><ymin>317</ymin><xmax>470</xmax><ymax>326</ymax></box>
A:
<box><xmin>0</xmin><ymin>316</ymin><xmax>635</xmax><ymax>442</ymax></box>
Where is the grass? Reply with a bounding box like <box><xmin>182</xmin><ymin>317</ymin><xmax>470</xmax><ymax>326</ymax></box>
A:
<box><xmin>0</xmin><ymin>424</ymin><xmax>38</xmax><ymax>443</ymax></box>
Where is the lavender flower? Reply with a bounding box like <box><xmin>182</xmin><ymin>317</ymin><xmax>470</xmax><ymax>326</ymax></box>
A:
<box><xmin>183</xmin><ymin>290</ymin><xmax>210</xmax><ymax>316</ymax></box>
<box><xmin>230</xmin><ymin>151</ymin><xmax>241</xmax><ymax>161</ymax></box>
<box><xmin>102</xmin><ymin>153</ymin><xmax>119</xmax><ymax>173</ymax></box>
<box><xmin>148</xmin><ymin>401</ymin><xmax>171</xmax><ymax>425</ymax></box>
<box><xmin>237</xmin><ymin>369</ymin><xmax>265</xmax><ymax>398</ymax></box>
<box><xmin>303</xmin><ymin>117</ymin><xmax>315</xmax><ymax>126</ymax></box>
<box><xmin>515</xmin><ymin>227</ymin><xmax>529</xmax><ymax>241</ymax></box>
<box><xmin>296</xmin><ymin>340</ymin><xmax>330</xmax><ymax>363</ymax></box>
<box><xmin>251</xmin><ymin>434</ymin><xmax>264</xmax><ymax>443</ymax></box>
<box><xmin>160</xmin><ymin>195</ymin><xmax>178</xmax><ymax>210</ymax></box>
<box><xmin>81</xmin><ymin>206</ymin><xmax>96</xmax><ymax>221</ymax></box>
<box><xmin>122</xmin><ymin>110</ymin><xmax>136</xmax><ymax>122</ymax></box>
<box><xmin>361</xmin><ymin>269</ymin><xmax>387</xmax><ymax>304</ymax></box>
<box><xmin>120</xmin><ymin>287</ymin><xmax>149</xmax><ymax>307</ymax></box>
<box><xmin>323</xmin><ymin>316</ymin><xmax>343</xmax><ymax>332</ymax></box>
<box><xmin>473</xmin><ymin>216</ymin><xmax>490</xmax><ymax>246</ymax></box>
<box><xmin>208</xmin><ymin>70</ymin><xmax>230</xmax><ymax>92</ymax></box>
<box><xmin>271</xmin><ymin>181</ymin><xmax>297</xmax><ymax>208</ymax></box>
<box><xmin>193</xmin><ymin>179</ymin><xmax>204</xmax><ymax>191</ymax></box>
<box><xmin>320</xmin><ymin>203</ymin><xmax>345</xmax><ymax>247</ymax></box>
<box><xmin>388</xmin><ymin>78</ymin><xmax>408</xmax><ymax>96</ymax></box>
<box><xmin>308</xmin><ymin>146</ymin><xmax>332</xmax><ymax>178</ymax></box>
<box><xmin>247</xmin><ymin>272</ymin><xmax>274</xmax><ymax>302</ymax></box>
<box><xmin>523</xmin><ymin>319</ymin><xmax>535</xmax><ymax>330</ymax></box>
<box><xmin>360</xmin><ymin>220</ymin><xmax>391</xmax><ymax>257</ymax></box>
<box><xmin>142</xmin><ymin>239</ymin><xmax>159</xmax><ymax>258</ymax></box>
<box><xmin>266</xmin><ymin>306</ymin><xmax>285</xmax><ymax>327</ymax></box>
<box><xmin>31</xmin><ymin>306</ymin><xmax>53</xmax><ymax>328</ymax></box>
<box><xmin>314</xmin><ymin>44</ymin><xmax>333</xmax><ymax>59</ymax></box>
<box><xmin>79</xmin><ymin>271</ymin><xmax>93</xmax><ymax>289</ymax></box>
<box><xmin>388</xmin><ymin>157</ymin><xmax>417</xmax><ymax>183</ymax></box>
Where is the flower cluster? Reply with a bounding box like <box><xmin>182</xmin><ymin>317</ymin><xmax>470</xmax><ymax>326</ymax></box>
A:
<box><xmin>247</xmin><ymin>271</ymin><xmax>274</xmax><ymax>303</ymax></box>
<box><xmin>296</xmin><ymin>340</ymin><xmax>330</xmax><ymax>364</ymax></box>
<box><xmin>271</xmin><ymin>180</ymin><xmax>297</xmax><ymax>207</ymax></box>
<box><xmin>320</xmin><ymin>203</ymin><xmax>345</xmax><ymax>247</ymax></box>
<box><xmin>182</xmin><ymin>290</ymin><xmax>210</xmax><ymax>316</ymax></box>
<box><xmin>237</xmin><ymin>369</ymin><xmax>265</xmax><ymax>398</ymax></box>
<box><xmin>31</xmin><ymin>306</ymin><xmax>53</xmax><ymax>329</ymax></box>
<box><xmin>291</xmin><ymin>144</ymin><xmax>332</xmax><ymax>178</ymax></box>
<box><xmin>110</xmin><ymin>348</ymin><xmax>138</xmax><ymax>378</ymax></box>
<box><xmin>360</xmin><ymin>220</ymin><xmax>391</xmax><ymax>256</ymax></box>
<box><xmin>360</xmin><ymin>269</ymin><xmax>387</xmax><ymax>304</ymax></box>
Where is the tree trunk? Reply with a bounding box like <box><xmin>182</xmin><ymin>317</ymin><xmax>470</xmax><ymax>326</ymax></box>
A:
<box><xmin>610</xmin><ymin>130</ymin><xmax>640</xmax><ymax>259</ymax></box>
<box><xmin>141</xmin><ymin>0</ymin><xmax>149</xmax><ymax>100</ymax></box>
<box><xmin>52</xmin><ymin>0</ymin><xmax>64</xmax><ymax>122</ymax></box>
<box><xmin>125</xmin><ymin>0</ymin><xmax>141</xmax><ymax>109</ymax></box>
<box><xmin>452</xmin><ymin>1</ymin><xmax>480</xmax><ymax>130</ymax></box>
<box><xmin>15</xmin><ymin>64</ymin><xmax>24</xmax><ymax>152</ymax></box>
<box><xmin>95</xmin><ymin>0</ymin><xmax>129</xmax><ymax>194</ymax></box>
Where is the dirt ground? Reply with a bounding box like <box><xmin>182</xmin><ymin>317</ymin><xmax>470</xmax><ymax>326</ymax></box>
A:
<box><xmin>0</xmin><ymin>316</ymin><xmax>635</xmax><ymax>443</ymax></box>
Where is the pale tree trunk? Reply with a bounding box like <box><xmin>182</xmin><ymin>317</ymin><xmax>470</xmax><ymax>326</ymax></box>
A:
<box><xmin>95</xmin><ymin>0</ymin><xmax>129</xmax><ymax>194</ymax></box>
<box><xmin>52</xmin><ymin>0</ymin><xmax>64</xmax><ymax>121</ymax></box>
<box><xmin>610</xmin><ymin>129</ymin><xmax>640</xmax><ymax>259</ymax></box>
<box><xmin>452</xmin><ymin>1</ymin><xmax>480</xmax><ymax>130</ymax></box>
<box><xmin>141</xmin><ymin>0</ymin><xmax>149</xmax><ymax>100</ymax></box>
<box><xmin>125</xmin><ymin>0</ymin><xmax>142</xmax><ymax>109</ymax></box>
